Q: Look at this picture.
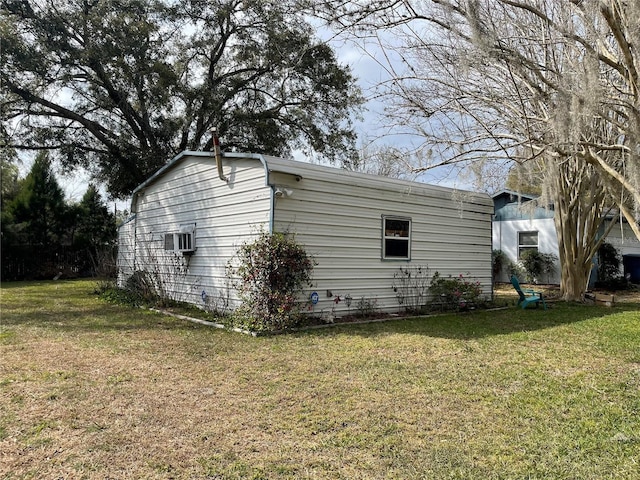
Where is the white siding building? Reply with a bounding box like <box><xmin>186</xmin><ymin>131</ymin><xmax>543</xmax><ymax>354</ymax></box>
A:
<box><xmin>117</xmin><ymin>151</ymin><xmax>494</xmax><ymax>316</ymax></box>
<box><xmin>492</xmin><ymin>190</ymin><xmax>640</xmax><ymax>285</ymax></box>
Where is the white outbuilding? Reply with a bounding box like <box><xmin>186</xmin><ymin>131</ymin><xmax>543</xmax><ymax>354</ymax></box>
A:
<box><xmin>117</xmin><ymin>151</ymin><xmax>494</xmax><ymax>317</ymax></box>
<box><xmin>491</xmin><ymin>190</ymin><xmax>640</xmax><ymax>285</ymax></box>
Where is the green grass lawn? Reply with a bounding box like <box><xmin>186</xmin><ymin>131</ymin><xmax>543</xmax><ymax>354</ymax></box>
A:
<box><xmin>1</xmin><ymin>280</ymin><xmax>639</xmax><ymax>479</ymax></box>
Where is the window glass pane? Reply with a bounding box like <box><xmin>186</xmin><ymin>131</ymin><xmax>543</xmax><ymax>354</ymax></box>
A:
<box><xmin>518</xmin><ymin>232</ymin><xmax>538</xmax><ymax>258</ymax></box>
<box><xmin>385</xmin><ymin>219</ymin><xmax>409</xmax><ymax>238</ymax></box>
<box><xmin>519</xmin><ymin>231</ymin><xmax>538</xmax><ymax>246</ymax></box>
<box><xmin>382</xmin><ymin>216</ymin><xmax>411</xmax><ymax>259</ymax></box>
<box><xmin>385</xmin><ymin>239</ymin><xmax>409</xmax><ymax>258</ymax></box>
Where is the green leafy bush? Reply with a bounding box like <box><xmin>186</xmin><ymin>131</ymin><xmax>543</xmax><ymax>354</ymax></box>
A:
<box><xmin>507</xmin><ymin>260</ymin><xmax>526</xmax><ymax>280</ymax></box>
<box><xmin>519</xmin><ymin>250</ymin><xmax>557</xmax><ymax>283</ymax></box>
<box><xmin>492</xmin><ymin>249</ymin><xmax>508</xmax><ymax>280</ymax></box>
<box><xmin>598</xmin><ymin>242</ymin><xmax>621</xmax><ymax>282</ymax></box>
<box><xmin>228</xmin><ymin>230</ymin><xmax>315</xmax><ymax>332</ymax></box>
<box><xmin>595</xmin><ymin>242</ymin><xmax>632</xmax><ymax>290</ymax></box>
<box><xmin>429</xmin><ymin>272</ymin><xmax>483</xmax><ymax>310</ymax></box>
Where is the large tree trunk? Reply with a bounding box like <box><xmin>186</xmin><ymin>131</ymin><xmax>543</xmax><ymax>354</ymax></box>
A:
<box><xmin>556</xmin><ymin>233</ymin><xmax>593</xmax><ymax>301</ymax></box>
<box><xmin>559</xmin><ymin>268</ymin><xmax>591</xmax><ymax>302</ymax></box>
<box><xmin>551</xmin><ymin>157</ymin><xmax>617</xmax><ymax>301</ymax></box>
<box><xmin>555</xmin><ymin>198</ymin><xmax>593</xmax><ymax>302</ymax></box>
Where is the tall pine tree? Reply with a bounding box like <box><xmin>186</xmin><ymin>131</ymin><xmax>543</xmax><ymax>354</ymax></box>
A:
<box><xmin>7</xmin><ymin>152</ymin><xmax>67</xmax><ymax>247</ymax></box>
<box><xmin>74</xmin><ymin>184</ymin><xmax>116</xmax><ymax>250</ymax></box>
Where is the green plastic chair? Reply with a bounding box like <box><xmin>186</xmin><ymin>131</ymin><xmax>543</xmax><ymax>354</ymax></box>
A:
<box><xmin>510</xmin><ymin>275</ymin><xmax>547</xmax><ymax>310</ymax></box>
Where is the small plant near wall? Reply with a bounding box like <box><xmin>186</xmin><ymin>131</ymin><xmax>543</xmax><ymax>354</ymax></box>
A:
<box><xmin>200</xmin><ymin>285</ymin><xmax>232</xmax><ymax>318</ymax></box>
<box><xmin>118</xmin><ymin>232</ymin><xmax>193</xmax><ymax>307</ymax></box>
<box><xmin>227</xmin><ymin>230</ymin><xmax>315</xmax><ymax>332</ymax></box>
<box><xmin>598</xmin><ymin>242</ymin><xmax>621</xmax><ymax>281</ymax></box>
<box><xmin>429</xmin><ymin>272</ymin><xmax>484</xmax><ymax>311</ymax></box>
<box><xmin>125</xmin><ymin>270</ymin><xmax>158</xmax><ymax>304</ymax></box>
<box><xmin>392</xmin><ymin>265</ymin><xmax>430</xmax><ymax>313</ymax></box>
<box><xmin>355</xmin><ymin>297</ymin><xmax>378</xmax><ymax>318</ymax></box>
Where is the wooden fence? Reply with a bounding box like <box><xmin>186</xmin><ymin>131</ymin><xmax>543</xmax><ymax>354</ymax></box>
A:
<box><xmin>1</xmin><ymin>245</ymin><xmax>116</xmax><ymax>281</ymax></box>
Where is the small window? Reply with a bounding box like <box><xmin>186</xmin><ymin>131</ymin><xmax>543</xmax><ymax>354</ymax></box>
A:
<box><xmin>518</xmin><ymin>231</ymin><xmax>538</xmax><ymax>258</ymax></box>
<box><xmin>383</xmin><ymin>216</ymin><xmax>411</xmax><ymax>260</ymax></box>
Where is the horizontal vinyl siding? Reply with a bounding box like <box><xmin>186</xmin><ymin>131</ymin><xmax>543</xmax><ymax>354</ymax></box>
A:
<box><xmin>116</xmin><ymin>216</ymin><xmax>136</xmax><ymax>287</ymax></box>
<box><xmin>121</xmin><ymin>152</ymin><xmax>493</xmax><ymax>318</ymax></box>
<box><xmin>273</xmin><ymin>172</ymin><xmax>493</xmax><ymax>316</ymax></box>
<box><xmin>131</xmin><ymin>156</ymin><xmax>270</xmax><ymax>307</ymax></box>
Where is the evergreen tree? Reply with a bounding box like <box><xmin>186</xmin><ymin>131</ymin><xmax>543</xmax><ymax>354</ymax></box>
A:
<box><xmin>7</xmin><ymin>152</ymin><xmax>67</xmax><ymax>247</ymax></box>
<box><xmin>74</xmin><ymin>184</ymin><xmax>116</xmax><ymax>250</ymax></box>
<box><xmin>0</xmin><ymin>145</ymin><xmax>20</xmax><ymax>245</ymax></box>
<box><xmin>0</xmin><ymin>143</ymin><xmax>20</xmax><ymax>203</ymax></box>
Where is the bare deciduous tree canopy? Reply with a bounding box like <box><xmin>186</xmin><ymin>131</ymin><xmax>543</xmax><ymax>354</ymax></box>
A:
<box><xmin>310</xmin><ymin>0</ymin><xmax>640</xmax><ymax>299</ymax></box>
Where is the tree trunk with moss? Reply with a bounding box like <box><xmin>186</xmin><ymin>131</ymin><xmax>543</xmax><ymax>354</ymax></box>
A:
<box><xmin>550</xmin><ymin>157</ymin><xmax>619</xmax><ymax>301</ymax></box>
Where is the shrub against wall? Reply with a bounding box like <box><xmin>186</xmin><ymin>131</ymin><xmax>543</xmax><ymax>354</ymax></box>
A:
<box><xmin>227</xmin><ymin>231</ymin><xmax>315</xmax><ymax>332</ymax></box>
<box><xmin>122</xmin><ymin>233</ymin><xmax>192</xmax><ymax>307</ymax></box>
<box><xmin>519</xmin><ymin>250</ymin><xmax>557</xmax><ymax>283</ymax></box>
<box><xmin>598</xmin><ymin>242</ymin><xmax>621</xmax><ymax>282</ymax></box>
<box><xmin>492</xmin><ymin>249</ymin><xmax>508</xmax><ymax>281</ymax></box>
<box><xmin>429</xmin><ymin>272</ymin><xmax>484</xmax><ymax>310</ymax></box>
<box><xmin>596</xmin><ymin>242</ymin><xmax>629</xmax><ymax>290</ymax></box>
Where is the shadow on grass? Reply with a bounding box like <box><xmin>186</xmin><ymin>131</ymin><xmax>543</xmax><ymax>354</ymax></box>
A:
<box><xmin>1</xmin><ymin>280</ymin><xmax>205</xmax><ymax>333</ymax></box>
<box><xmin>12</xmin><ymin>309</ymin><xmax>192</xmax><ymax>327</ymax></box>
<box><xmin>2</xmin><ymin>280</ymin><xmax>638</xmax><ymax>340</ymax></box>
<box><xmin>0</xmin><ymin>306</ymin><xmax>208</xmax><ymax>335</ymax></box>
<box><xmin>296</xmin><ymin>303</ymin><xmax>640</xmax><ymax>340</ymax></box>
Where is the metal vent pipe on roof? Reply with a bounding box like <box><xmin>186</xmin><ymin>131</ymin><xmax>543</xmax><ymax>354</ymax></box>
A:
<box><xmin>211</xmin><ymin>127</ymin><xmax>227</xmax><ymax>182</ymax></box>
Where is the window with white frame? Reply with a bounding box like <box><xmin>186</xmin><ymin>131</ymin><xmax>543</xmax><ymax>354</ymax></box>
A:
<box><xmin>518</xmin><ymin>231</ymin><xmax>538</xmax><ymax>258</ymax></box>
<box><xmin>164</xmin><ymin>223</ymin><xmax>196</xmax><ymax>253</ymax></box>
<box><xmin>382</xmin><ymin>216</ymin><xmax>411</xmax><ymax>260</ymax></box>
